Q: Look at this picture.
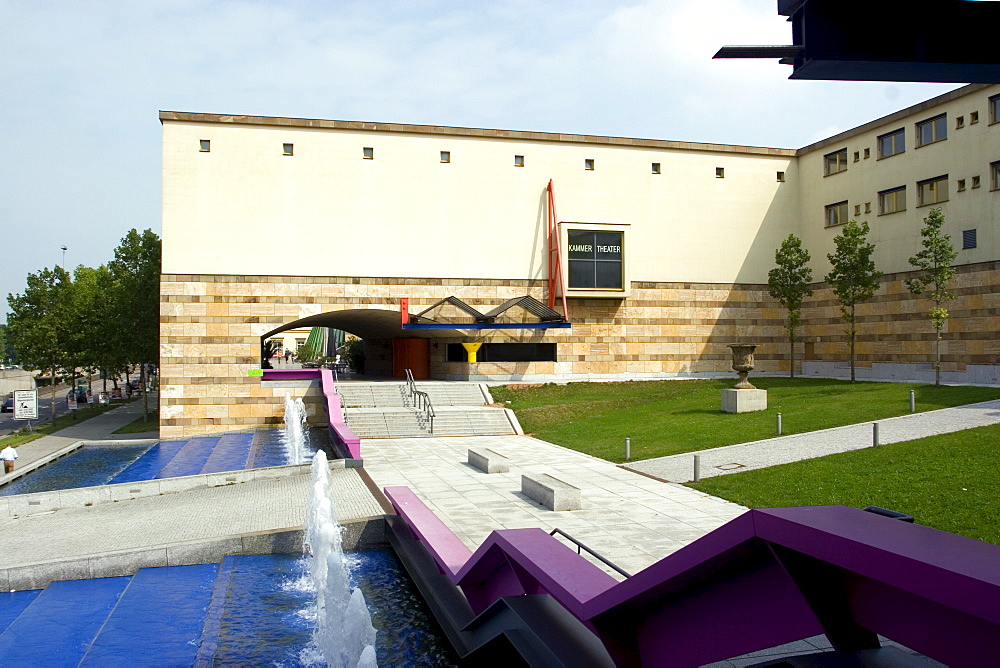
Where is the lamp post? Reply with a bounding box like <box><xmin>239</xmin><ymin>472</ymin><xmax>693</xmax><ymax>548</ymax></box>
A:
<box><xmin>60</xmin><ymin>245</ymin><xmax>67</xmax><ymax>268</ymax></box>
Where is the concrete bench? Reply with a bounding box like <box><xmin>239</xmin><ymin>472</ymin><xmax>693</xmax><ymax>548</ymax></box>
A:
<box><xmin>467</xmin><ymin>448</ymin><xmax>510</xmax><ymax>474</ymax></box>
<box><xmin>521</xmin><ymin>473</ymin><xmax>581</xmax><ymax>511</ymax></box>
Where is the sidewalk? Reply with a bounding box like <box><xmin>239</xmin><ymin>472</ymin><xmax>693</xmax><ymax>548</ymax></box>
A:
<box><xmin>1</xmin><ymin>394</ymin><xmax>159</xmax><ymax>486</ymax></box>
<box><xmin>625</xmin><ymin>399</ymin><xmax>1000</xmax><ymax>483</ymax></box>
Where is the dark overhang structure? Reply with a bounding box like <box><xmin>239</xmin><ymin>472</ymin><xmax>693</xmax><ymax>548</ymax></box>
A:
<box><xmin>714</xmin><ymin>0</ymin><xmax>1000</xmax><ymax>83</ymax></box>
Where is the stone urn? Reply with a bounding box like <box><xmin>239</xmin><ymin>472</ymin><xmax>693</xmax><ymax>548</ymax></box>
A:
<box><xmin>728</xmin><ymin>344</ymin><xmax>757</xmax><ymax>389</ymax></box>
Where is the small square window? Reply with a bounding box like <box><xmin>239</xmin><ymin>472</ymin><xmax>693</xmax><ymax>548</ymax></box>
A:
<box><xmin>963</xmin><ymin>229</ymin><xmax>977</xmax><ymax>249</ymax></box>
<box><xmin>777</xmin><ymin>171</ymin><xmax>785</xmax><ymax>182</ymax></box>
<box><xmin>854</xmin><ymin>204</ymin><xmax>861</xmax><ymax>216</ymax></box>
<box><xmin>282</xmin><ymin>143</ymin><xmax>294</xmax><ymax>156</ymax></box>
<box><xmin>199</xmin><ymin>139</ymin><xmax>211</xmax><ymax>152</ymax></box>
<box><xmin>651</xmin><ymin>162</ymin><xmax>661</xmax><ymax>174</ymax></box>
<box><xmin>958</xmin><ymin>179</ymin><xmax>966</xmax><ymax>192</ymax></box>
<box><xmin>956</xmin><ymin>116</ymin><xmax>965</xmax><ymax>129</ymax></box>
<box><xmin>864</xmin><ymin>148</ymin><xmax>870</xmax><ymax>159</ymax></box>
<box><xmin>853</xmin><ymin>151</ymin><xmax>860</xmax><ymax>162</ymax></box>
<box><xmin>970</xmin><ymin>111</ymin><xmax>979</xmax><ymax>124</ymax></box>
<box><xmin>363</xmin><ymin>147</ymin><xmax>374</xmax><ymax>159</ymax></box>
<box><xmin>716</xmin><ymin>167</ymin><xmax>725</xmax><ymax>178</ymax></box>
<box><xmin>865</xmin><ymin>202</ymin><xmax>871</xmax><ymax>214</ymax></box>
<box><xmin>584</xmin><ymin>159</ymin><xmax>595</xmax><ymax>171</ymax></box>
<box><xmin>972</xmin><ymin>175</ymin><xmax>981</xmax><ymax>189</ymax></box>
<box><xmin>440</xmin><ymin>151</ymin><xmax>450</xmax><ymax>163</ymax></box>
<box><xmin>514</xmin><ymin>155</ymin><xmax>524</xmax><ymax>167</ymax></box>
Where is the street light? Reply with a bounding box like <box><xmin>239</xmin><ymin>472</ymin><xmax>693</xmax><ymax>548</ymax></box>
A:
<box><xmin>60</xmin><ymin>245</ymin><xmax>67</xmax><ymax>268</ymax></box>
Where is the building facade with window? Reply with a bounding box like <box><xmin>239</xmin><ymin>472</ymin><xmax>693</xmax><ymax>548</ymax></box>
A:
<box><xmin>160</xmin><ymin>83</ymin><xmax>1000</xmax><ymax>437</ymax></box>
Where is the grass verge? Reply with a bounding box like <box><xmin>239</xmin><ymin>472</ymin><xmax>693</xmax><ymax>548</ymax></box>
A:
<box><xmin>687</xmin><ymin>424</ymin><xmax>1000</xmax><ymax>545</ymax></box>
<box><xmin>491</xmin><ymin>378</ymin><xmax>1000</xmax><ymax>463</ymax></box>
<box><xmin>112</xmin><ymin>411</ymin><xmax>159</xmax><ymax>435</ymax></box>
<box><xmin>0</xmin><ymin>398</ymin><xmax>138</xmax><ymax>448</ymax></box>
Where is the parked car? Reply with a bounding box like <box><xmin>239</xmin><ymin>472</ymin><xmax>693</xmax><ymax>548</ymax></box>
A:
<box><xmin>1</xmin><ymin>398</ymin><xmax>12</xmax><ymax>413</ymax></box>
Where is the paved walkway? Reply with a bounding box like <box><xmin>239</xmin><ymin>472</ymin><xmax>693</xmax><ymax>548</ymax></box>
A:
<box><xmin>361</xmin><ymin>434</ymin><xmax>746</xmax><ymax>578</ymax></box>
<box><xmin>625</xmin><ymin>399</ymin><xmax>1000</xmax><ymax>483</ymax></box>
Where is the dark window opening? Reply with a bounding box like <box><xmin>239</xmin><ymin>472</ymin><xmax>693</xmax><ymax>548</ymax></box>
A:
<box><xmin>447</xmin><ymin>343</ymin><xmax>557</xmax><ymax>363</ymax></box>
<box><xmin>568</xmin><ymin>229</ymin><xmax>624</xmax><ymax>290</ymax></box>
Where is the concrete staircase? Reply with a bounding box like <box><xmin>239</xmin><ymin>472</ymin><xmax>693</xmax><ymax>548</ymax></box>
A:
<box><xmin>340</xmin><ymin>382</ymin><xmax>518</xmax><ymax>439</ymax></box>
<box><xmin>337</xmin><ymin>382</ymin><xmax>491</xmax><ymax>408</ymax></box>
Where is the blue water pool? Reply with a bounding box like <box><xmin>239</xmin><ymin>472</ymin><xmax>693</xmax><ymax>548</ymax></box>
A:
<box><xmin>212</xmin><ymin>551</ymin><xmax>455</xmax><ymax>666</ymax></box>
<box><xmin>0</xmin><ymin>428</ymin><xmax>333</xmax><ymax>497</ymax></box>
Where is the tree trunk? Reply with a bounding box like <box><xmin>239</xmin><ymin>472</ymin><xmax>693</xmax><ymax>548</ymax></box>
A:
<box><xmin>935</xmin><ymin>328</ymin><xmax>942</xmax><ymax>386</ymax></box>
<box><xmin>50</xmin><ymin>365</ymin><xmax>57</xmax><ymax>423</ymax></box>
<box><xmin>789</xmin><ymin>333</ymin><xmax>796</xmax><ymax>378</ymax></box>
<box><xmin>849</xmin><ymin>305</ymin><xmax>856</xmax><ymax>383</ymax></box>
<box><xmin>141</xmin><ymin>365</ymin><xmax>149</xmax><ymax>421</ymax></box>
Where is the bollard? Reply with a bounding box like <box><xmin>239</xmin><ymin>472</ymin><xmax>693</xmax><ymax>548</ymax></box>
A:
<box><xmin>776</xmin><ymin>412</ymin><xmax>783</xmax><ymax>436</ymax></box>
<box><xmin>910</xmin><ymin>390</ymin><xmax>916</xmax><ymax>412</ymax></box>
<box><xmin>873</xmin><ymin>422</ymin><xmax>880</xmax><ymax>447</ymax></box>
<box><xmin>625</xmin><ymin>437</ymin><xmax>631</xmax><ymax>462</ymax></box>
<box><xmin>693</xmin><ymin>454</ymin><xmax>701</xmax><ymax>482</ymax></box>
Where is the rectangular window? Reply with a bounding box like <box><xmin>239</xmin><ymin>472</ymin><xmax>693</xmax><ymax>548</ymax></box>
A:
<box><xmin>824</xmin><ymin>148</ymin><xmax>848</xmax><ymax>175</ymax></box>
<box><xmin>777</xmin><ymin>171</ymin><xmax>785</xmax><ymax>182</ymax></box>
<box><xmin>972</xmin><ymin>175</ymin><xmax>981</xmax><ymax>189</ymax></box>
<box><xmin>282</xmin><ymin>143</ymin><xmax>294</xmax><ymax>156</ymax></box>
<box><xmin>199</xmin><ymin>139</ymin><xmax>211</xmax><ymax>152</ymax></box>
<box><xmin>878</xmin><ymin>187</ymin><xmax>906</xmax><ymax>215</ymax></box>
<box><xmin>514</xmin><ymin>155</ymin><xmax>524</xmax><ymax>167</ymax></box>
<box><xmin>917</xmin><ymin>175</ymin><xmax>948</xmax><ymax>206</ymax></box>
<box><xmin>864</xmin><ymin>148</ymin><xmax>870</xmax><ymax>159</ymax></box>
<box><xmin>568</xmin><ymin>229</ymin><xmax>623</xmax><ymax>290</ymax></box>
<box><xmin>917</xmin><ymin>114</ymin><xmax>947</xmax><ymax>146</ymax></box>
<box><xmin>651</xmin><ymin>162</ymin><xmax>661</xmax><ymax>174</ymax></box>
<box><xmin>958</xmin><ymin>179</ymin><xmax>966</xmax><ymax>192</ymax></box>
<box><xmin>363</xmin><ymin>147</ymin><xmax>374</xmax><ymax>159</ymax></box>
<box><xmin>584</xmin><ymin>158</ymin><xmax>595</xmax><ymax>170</ymax></box>
<box><xmin>853</xmin><ymin>151</ymin><xmax>860</xmax><ymax>163</ymax></box>
<box><xmin>825</xmin><ymin>201</ymin><xmax>848</xmax><ymax>227</ymax></box>
<box><xmin>970</xmin><ymin>110</ymin><xmax>979</xmax><ymax>124</ymax></box>
<box><xmin>854</xmin><ymin>204</ymin><xmax>861</xmax><ymax>216</ymax></box>
<box><xmin>963</xmin><ymin>229</ymin><xmax>977</xmax><ymax>249</ymax></box>
<box><xmin>716</xmin><ymin>167</ymin><xmax>725</xmax><ymax>178</ymax></box>
<box><xmin>991</xmin><ymin>94</ymin><xmax>1000</xmax><ymax>124</ymax></box>
<box><xmin>956</xmin><ymin>116</ymin><xmax>965</xmax><ymax>129</ymax></box>
<box><xmin>440</xmin><ymin>151</ymin><xmax>450</xmax><ymax>163</ymax></box>
<box><xmin>865</xmin><ymin>202</ymin><xmax>871</xmax><ymax>214</ymax></box>
<box><xmin>991</xmin><ymin>161</ymin><xmax>1000</xmax><ymax>190</ymax></box>
<box><xmin>877</xmin><ymin>128</ymin><xmax>905</xmax><ymax>158</ymax></box>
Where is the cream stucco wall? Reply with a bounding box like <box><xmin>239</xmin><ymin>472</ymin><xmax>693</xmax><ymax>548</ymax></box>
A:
<box><xmin>162</xmin><ymin>117</ymin><xmax>796</xmax><ymax>286</ymax></box>
<box><xmin>797</xmin><ymin>84</ymin><xmax>1000</xmax><ymax>276</ymax></box>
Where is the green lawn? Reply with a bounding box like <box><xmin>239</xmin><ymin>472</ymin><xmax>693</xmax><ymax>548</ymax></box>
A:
<box><xmin>491</xmin><ymin>378</ymin><xmax>1000</xmax><ymax>463</ymax></box>
<box><xmin>688</xmin><ymin>425</ymin><xmax>1000</xmax><ymax>545</ymax></box>
<box><xmin>112</xmin><ymin>411</ymin><xmax>159</xmax><ymax>435</ymax></box>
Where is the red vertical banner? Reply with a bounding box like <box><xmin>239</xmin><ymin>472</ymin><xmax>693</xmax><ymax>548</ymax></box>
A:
<box><xmin>400</xmin><ymin>297</ymin><xmax>409</xmax><ymax>327</ymax></box>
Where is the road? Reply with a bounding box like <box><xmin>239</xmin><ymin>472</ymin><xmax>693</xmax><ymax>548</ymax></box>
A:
<box><xmin>0</xmin><ymin>374</ymin><xmax>141</xmax><ymax>437</ymax></box>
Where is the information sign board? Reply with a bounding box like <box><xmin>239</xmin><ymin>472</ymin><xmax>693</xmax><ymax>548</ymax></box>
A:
<box><xmin>14</xmin><ymin>390</ymin><xmax>38</xmax><ymax>420</ymax></box>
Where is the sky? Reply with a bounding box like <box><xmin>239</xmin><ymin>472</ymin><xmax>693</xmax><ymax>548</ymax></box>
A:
<box><xmin>0</xmin><ymin>0</ymin><xmax>962</xmax><ymax>319</ymax></box>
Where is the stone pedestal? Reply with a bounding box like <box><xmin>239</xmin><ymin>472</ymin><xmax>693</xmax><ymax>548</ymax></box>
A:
<box><xmin>721</xmin><ymin>388</ymin><xmax>768</xmax><ymax>414</ymax></box>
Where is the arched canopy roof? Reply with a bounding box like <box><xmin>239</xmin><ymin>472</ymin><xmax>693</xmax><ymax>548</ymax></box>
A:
<box><xmin>260</xmin><ymin>308</ymin><xmax>456</xmax><ymax>341</ymax></box>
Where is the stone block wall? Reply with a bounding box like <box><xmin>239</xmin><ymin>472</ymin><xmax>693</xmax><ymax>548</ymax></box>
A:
<box><xmin>160</xmin><ymin>262</ymin><xmax>1000</xmax><ymax>438</ymax></box>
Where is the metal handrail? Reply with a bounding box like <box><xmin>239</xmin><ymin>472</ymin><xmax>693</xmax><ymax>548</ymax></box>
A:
<box><xmin>405</xmin><ymin>368</ymin><xmax>416</xmax><ymax>397</ymax></box>
<box><xmin>549</xmin><ymin>528</ymin><xmax>632</xmax><ymax>578</ymax></box>
<box><xmin>413</xmin><ymin>389</ymin><xmax>435</xmax><ymax>434</ymax></box>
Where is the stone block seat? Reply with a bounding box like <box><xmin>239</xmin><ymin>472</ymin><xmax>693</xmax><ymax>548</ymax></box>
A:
<box><xmin>521</xmin><ymin>473</ymin><xmax>582</xmax><ymax>511</ymax></box>
<box><xmin>467</xmin><ymin>448</ymin><xmax>511</xmax><ymax>474</ymax></box>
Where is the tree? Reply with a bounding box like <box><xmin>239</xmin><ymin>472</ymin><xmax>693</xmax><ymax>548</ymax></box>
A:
<box><xmin>109</xmin><ymin>229</ymin><xmax>161</xmax><ymax>420</ymax></box>
<box><xmin>768</xmin><ymin>234</ymin><xmax>813</xmax><ymax>378</ymax></box>
<box><xmin>906</xmin><ymin>208</ymin><xmax>957</xmax><ymax>386</ymax></box>
<box><xmin>6</xmin><ymin>266</ymin><xmax>77</xmax><ymax>422</ymax></box>
<box><xmin>825</xmin><ymin>220</ymin><xmax>882</xmax><ymax>382</ymax></box>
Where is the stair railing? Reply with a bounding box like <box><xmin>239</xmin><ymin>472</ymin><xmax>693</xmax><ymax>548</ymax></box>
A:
<box><xmin>413</xmin><ymin>389</ymin><xmax>435</xmax><ymax>434</ymax></box>
<box><xmin>549</xmin><ymin>528</ymin><xmax>632</xmax><ymax>578</ymax></box>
